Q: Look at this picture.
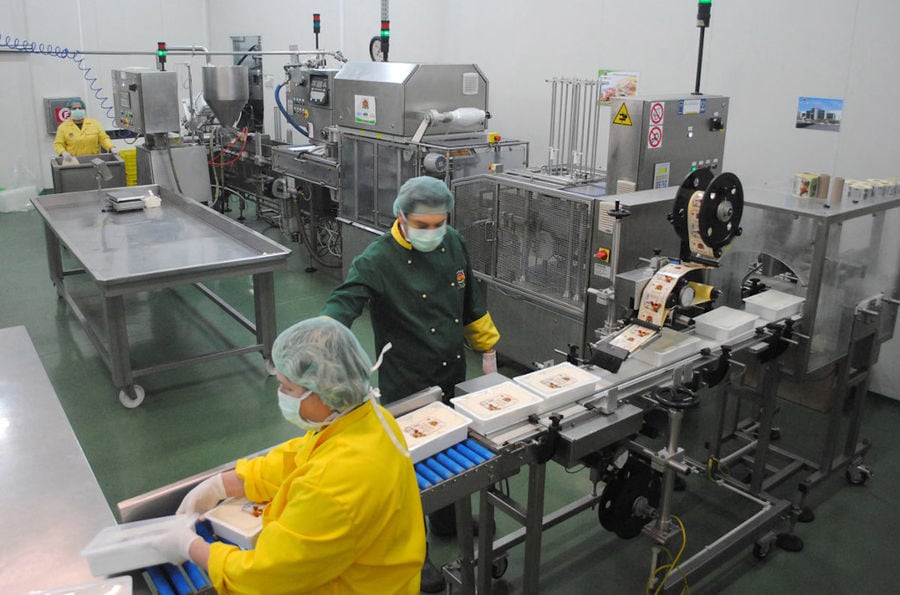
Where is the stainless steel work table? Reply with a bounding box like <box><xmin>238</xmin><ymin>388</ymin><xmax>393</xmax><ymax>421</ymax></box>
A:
<box><xmin>33</xmin><ymin>185</ymin><xmax>292</xmax><ymax>407</ymax></box>
<box><xmin>0</xmin><ymin>326</ymin><xmax>119</xmax><ymax>592</ymax></box>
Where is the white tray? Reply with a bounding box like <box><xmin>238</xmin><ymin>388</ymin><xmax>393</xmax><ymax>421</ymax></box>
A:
<box><xmin>206</xmin><ymin>497</ymin><xmax>265</xmax><ymax>549</ymax></box>
<box><xmin>633</xmin><ymin>328</ymin><xmax>703</xmax><ymax>367</ymax></box>
<box><xmin>81</xmin><ymin>515</ymin><xmax>195</xmax><ymax>577</ymax></box>
<box><xmin>451</xmin><ymin>381</ymin><xmax>543</xmax><ymax>434</ymax></box>
<box><xmin>397</xmin><ymin>401</ymin><xmax>472</xmax><ymax>463</ymax></box>
<box><xmin>693</xmin><ymin>307</ymin><xmax>758</xmax><ymax>342</ymax></box>
<box><xmin>743</xmin><ymin>290</ymin><xmax>805</xmax><ymax>321</ymax></box>
<box><xmin>513</xmin><ymin>362</ymin><xmax>606</xmax><ymax>413</ymax></box>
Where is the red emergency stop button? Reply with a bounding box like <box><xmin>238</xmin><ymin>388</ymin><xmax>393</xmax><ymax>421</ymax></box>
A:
<box><xmin>594</xmin><ymin>248</ymin><xmax>610</xmax><ymax>262</ymax></box>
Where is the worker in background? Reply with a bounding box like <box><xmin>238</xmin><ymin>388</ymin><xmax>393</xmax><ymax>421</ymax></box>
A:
<box><xmin>53</xmin><ymin>98</ymin><xmax>117</xmax><ymax>158</ymax></box>
<box><xmin>320</xmin><ymin>175</ymin><xmax>500</xmax><ymax>593</ymax></box>
<box><xmin>152</xmin><ymin>317</ymin><xmax>426</xmax><ymax>594</ymax></box>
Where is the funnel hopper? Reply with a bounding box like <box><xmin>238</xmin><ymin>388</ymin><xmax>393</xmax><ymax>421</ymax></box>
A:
<box><xmin>202</xmin><ymin>65</ymin><xmax>249</xmax><ymax>128</ymax></box>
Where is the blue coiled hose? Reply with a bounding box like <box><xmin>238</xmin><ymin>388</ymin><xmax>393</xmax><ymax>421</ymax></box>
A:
<box><xmin>1</xmin><ymin>30</ymin><xmax>116</xmax><ymax>124</ymax></box>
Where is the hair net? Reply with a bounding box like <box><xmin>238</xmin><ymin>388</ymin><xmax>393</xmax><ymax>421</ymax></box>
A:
<box><xmin>392</xmin><ymin>176</ymin><xmax>454</xmax><ymax>216</ymax></box>
<box><xmin>67</xmin><ymin>97</ymin><xmax>85</xmax><ymax>109</ymax></box>
<box><xmin>272</xmin><ymin>317</ymin><xmax>373</xmax><ymax>412</ymax></box>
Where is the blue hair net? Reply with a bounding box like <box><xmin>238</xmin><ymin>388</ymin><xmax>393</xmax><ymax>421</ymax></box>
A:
<box><xmin>272</xmin><ymin>317</ymin><xmax>373</xmax><ymax>412</ymax></box>
<box><xmin>392</xmin><ymin>176</ymin><xmax>454</xmax><ymax>216</ymax></box>
<box><xmin>67</xmin><ymin>97</ymin><xmax>85</xmax><ymax>109</ymax></box>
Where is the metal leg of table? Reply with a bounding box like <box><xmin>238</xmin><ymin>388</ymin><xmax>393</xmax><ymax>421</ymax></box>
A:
<box><xmin>477</xmin><ymin>488</ymin><xmax>495</xmax><ymax>594</ymax></box>
<box><xmin>43</xmin><ymin>224</ymin><xmax>64</xmax><ymax>295</ymax></box>
<box><xmin>253</xmin><ymin>272</ymin><xmax>276</xmax><ymax>361</ymax></box>
<box><xmin>105</xmin><ymin>295</ymin><xmax>135</xmax><ymax>396</ymax></box>
<box><xmin>454</xmin><ymin>496</ymin><xmax>477</xmax><ymax>593</ymax></box>
<box><xmin>522</xmin><ymin>461</ymin><xmax>546</xmax><ymax>595</ymax></box>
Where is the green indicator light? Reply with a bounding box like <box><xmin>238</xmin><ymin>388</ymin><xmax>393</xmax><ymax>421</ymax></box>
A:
<box><xmin>699</xmin><ymin>0</ymin><xmax>712</xmax><ymax>4</ymax></box>
<box><xmin>691</xmin><ymin>167</ymin><xmax>698</xmax><ymax>172</ymax></box>
<box><xmin>381</xmin><ymin>30</ymin><xmax>390</xmax><ymax>37</ymax></box>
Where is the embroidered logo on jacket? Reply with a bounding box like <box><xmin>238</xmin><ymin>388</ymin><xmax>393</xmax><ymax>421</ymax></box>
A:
<box><xmin>456</xmin><ymin>270</ymin><xmax>466</xmax><ymax>288</ymax></box>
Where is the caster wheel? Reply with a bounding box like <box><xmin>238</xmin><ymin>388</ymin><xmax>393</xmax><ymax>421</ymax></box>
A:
<box><xmin>119</xmin><ymin>385</ymin><xmax>145</xmax><ymax>408</ymax></box>
<box><xmin>491</xmin><ymin>556</ymin><xmax>509</xmax><ymax>579</ymax></box>
<box><xmin>265</xmin><ymin>359</ymin><xmax>277</xmax><ymax>376</ymax></box>
<box><xmin>752</xmin><ymin>541</ymin><xmax>772</xmax><ymax>560</ymax></box>
<box><xmin>845</xmin><ymin>463</ymin><xmax>871</xmax><ymax>485</ymax></box>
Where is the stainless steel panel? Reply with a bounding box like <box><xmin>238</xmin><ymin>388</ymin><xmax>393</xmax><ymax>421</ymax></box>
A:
<box><xmin>271</xmin><ymin>147</ymin><xmax>339</xmax><ymax>189</ymax></box>
<box><xmin>43</xmin><ymin>96</ymin><xmax>73</xmax><ymax>135</ymax></box>
<box><xmin>334</xmin><ymin>62</ymin><xmax>488</xmax><ymax>137</ymax></box>
<box><xmin>137</xmin><ymin>144</ymin><xmax>213</xmax><ymax>203</ymax></box>
<box><xmin>338</xmin><ymin>219</ymin><xmax>382</xmax><ymax>279</ymax></box>
<box><xmin>485</xmin><ymin>281</ymin><xmax>584</xmax><ymax>368</ymax></box>
<box><xmin>0</xmin><ymin>326</ymin><xmax>117</xmax><ymax>592</ymax></box>
<box><xmin>50</xmin><ymin>153</ymin><xmax>126</xmax><ymax>193</ymax></box>
<box><xmin>555</xmin><ymin>403</ymin><xmax>644</xmax><ymax>466</ymax></box>
<box><xmin>607</xmin><ymin>95</ymin><xmax>729</xmax><ymax>194</ymax></box>
<box><xmin>112</xmin><ymin>68</ymin><xmax>179</xmax><ymax>134</ymax></box>
<box><xmin>285</xmin><ymin>67</ymin><xmax>340</xmax><ymax>142</ymax></box>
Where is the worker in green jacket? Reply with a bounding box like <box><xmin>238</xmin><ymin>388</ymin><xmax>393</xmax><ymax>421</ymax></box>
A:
<box><xmin>321</xmin><ymin>175</ymin><xmax>500</xmax><ymax>593</ymax></box>
<box><xmin>321</xmin><ymin>175</ymin><xmax>499</xmax><ymax>402</ymax></box>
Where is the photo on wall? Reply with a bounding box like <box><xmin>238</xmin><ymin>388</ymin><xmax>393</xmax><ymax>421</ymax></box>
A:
<box><xmin>795</xmin><ymin>96</ymin><xmax>843</xmax><ymax>132</ymax></box>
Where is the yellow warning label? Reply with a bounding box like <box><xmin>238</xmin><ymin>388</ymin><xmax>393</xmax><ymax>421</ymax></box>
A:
<box><xmin>613</xmin><ymin>103</ymin><xmax>633</xmax><ymax>126</ymax></box>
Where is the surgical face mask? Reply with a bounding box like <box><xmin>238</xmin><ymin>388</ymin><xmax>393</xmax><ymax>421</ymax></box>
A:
<box><xmin>403</xmin><ymin>217</ymin><xmax>447</xmax><ymax>252</ymax></box>
<box><xmin>70</xmin><ymin>108</ymin><xmax>86</xmax><ymax>120</ymax></box>
<box><xmin>277</xmin><ymin>388</ymin><xmax>339</xmax><ymax>433</ymax></box>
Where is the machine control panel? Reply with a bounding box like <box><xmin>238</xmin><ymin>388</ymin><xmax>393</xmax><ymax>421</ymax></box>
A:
<box><xmin>606</xmin><ymin>94</ymin><xmax>729</xmax><ymax>195</ymax></box>
<box><xmin>285</xmin><ymin>67</ymin><xmax>339</xmax><ymax>141</ymax></box>
<box><xmin>111</xmin><ymin>69</ymin><xmax>179</xmax><ymax>134</ymax></box>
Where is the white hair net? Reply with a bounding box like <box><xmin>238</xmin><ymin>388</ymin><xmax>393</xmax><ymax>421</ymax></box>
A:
<box><xmin>272</xmin><ymin>317</ymin><xmax>373</xmax><ymax>412</ymax></box>
<box><xmin>392</xmin><ymin>176</ymin><xmax>454</xmax><ymax>216</ymax></box>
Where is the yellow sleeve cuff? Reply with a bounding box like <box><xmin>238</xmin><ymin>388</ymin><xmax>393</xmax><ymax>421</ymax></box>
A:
<box><xmin>464</xmin><ymin>312</ymin><xmax>500</xmax><ymax>351</ymax></box>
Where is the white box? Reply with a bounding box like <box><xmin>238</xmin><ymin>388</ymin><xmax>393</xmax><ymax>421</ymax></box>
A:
<box><xmin>743</xmin><ymin>290</ymin><xmax>805</xmax><ymax>322</ymax></box>
<box><xmin>633</xmin><ymin>328</ymin><xmax>703</xmax><ymax>367</ymax></box>
<box><xmin>693</xmin><ymin>307</ymin><xmax>758</xmax><ymax>342</ymax></box>
<box><xmin>206</xmin><ymin>497</ymin><xmax>265</xmax><ymax>549</ymax></box>
<box><xmin>451</xmin><ymin>381</ymin><xmax>543</xmax><ymax>434</ymax></box>
<box><xmin>81</xmin><ymin>515</ymin><xmax>195</xmax><ymax>577</ymax></box>
<box><xmin>397</xmin><ymin>401</ymin><xmax>472</xmax><ymax>463</ymax></box>
<box><xmin>513</xmin><ymin>362</ymin><xmax>606</xmax><ymax>413</ymax></box>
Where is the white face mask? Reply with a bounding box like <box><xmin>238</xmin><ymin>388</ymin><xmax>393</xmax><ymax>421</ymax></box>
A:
<box><xmin>277</xmin><ymin>388</ymin><xmax>339</xmax><ymax>432</ymax></box>
<box><xmin>401</xmin><ymin>213</ymin><xmax>447</xmax><ymax>252</ymax></box>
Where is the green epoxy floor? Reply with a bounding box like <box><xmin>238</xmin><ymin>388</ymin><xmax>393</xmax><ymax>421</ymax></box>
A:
<box><xmin>2</xmin><ymin>200</ymin><xmax>899</xmax><ymax>593</ymax></box>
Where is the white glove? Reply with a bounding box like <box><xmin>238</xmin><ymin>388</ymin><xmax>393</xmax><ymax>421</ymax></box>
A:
<box><xmin>60</xmin><ymin>151</ymin><xmax>72</xmax><ymax>159</ymax></box>
<box><xmin>176</xmin><ymin>474</ymin><xmax>227</xmax><ymax>519</ymax></box>
<box><xmin>151</xmin><ymin>521</ymin><xmax>200</xmax><ymax>565</ymax></box>
<box><xmin>110</xmin><ymin>146</ymin><xmax>119</xmax><ymax>155</ymax></box>
<box><xmin>482</xmin><ymin>350</ymin><xmax>498</xmax><ymax>374</ymax></box>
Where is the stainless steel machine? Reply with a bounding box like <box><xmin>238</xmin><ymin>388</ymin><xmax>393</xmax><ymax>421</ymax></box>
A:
<box><xmin>331</xmin><ymin>62</ymin><xmax>529</xmax><ymax>276</ymax></box>
<box><xmin>606</xmin><ymin>94</ymin><xmax>729</xmax><ymax>194</ymax></box>
<box><xmin>113</xmin><ymin>67</ymin><xmax>214</xmax><ymax>203</ymax></box>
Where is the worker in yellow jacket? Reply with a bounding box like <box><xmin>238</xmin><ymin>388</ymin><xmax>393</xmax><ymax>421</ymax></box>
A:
<box><xmin>154</xmin><ymin>317</ymin><xmax>426</xmax><ymax>594</ymax></box>
<box><xmin>53</xmin><ymin>98</ymin><xmax>116</xmax><ymax>158</ymax></box>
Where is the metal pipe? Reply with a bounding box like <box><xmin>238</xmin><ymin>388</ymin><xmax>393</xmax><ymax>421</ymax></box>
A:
<box><xmin>33</xmin><ymin>48</ymin><xmax>346</xmax><ymax>61</ymax></box>
<box><xmin>548</xmin><ymin>78</ymin><xmax>558</xmax><ymax>173</ymax></box>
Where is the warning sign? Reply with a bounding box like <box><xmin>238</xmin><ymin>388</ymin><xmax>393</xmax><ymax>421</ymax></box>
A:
<box><xmin>647</xmin><ymin>125</ymin><xmax>663</xmax><ymax>149</ymax></box>
<box><xmin>649</xmin><ymin>102</ymin><xmax>665</xmax><ymax>125</ymax></box>
<box><xmin>613</xmin><ymin>103</ymin><xmax>632</xmax><ymax>126</ymax></box>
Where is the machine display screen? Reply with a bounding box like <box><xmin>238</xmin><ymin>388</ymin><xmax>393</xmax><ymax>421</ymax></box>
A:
<box><xmin>309</xmin><ymin>75</ymin><xmax>329</xmax><ymax>105</ymax></box>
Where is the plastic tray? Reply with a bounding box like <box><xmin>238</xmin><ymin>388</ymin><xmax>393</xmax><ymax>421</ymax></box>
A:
<box><xmin>633</xmin><ymin>328</ymin><xmax>703</xmax><ymax>367</ymax></box>
<box><xmin>513</xmin><ymin>362</ymin><xmax>606</xmax><ymax>413</ymax></box>
<box><xmin>397</xmin><ymin>401</ymin><xmax>472</xmax><ymax>463</ymax></box>
<box><xmin>206</xmin><ymin>497</ymin><xmax>265</xmax><ymax>549</ymax></box>
<box><xmin>743</xmin><ymin>290</ymin><xmax>805</xmax><ymax>321</ymax></box>
<box><xmin>693</xmin><ymin>307</ymin><xmax>758</xmax><ymax>342</ymax></box>
<box><xmin>81</xmin><ymin>515</ymin><xmax>195</xmax><ymax>577</ymax></box>
<box><xmin>451</xmin><ymin>381</ymin><xmax>544</xmax><ymax>434</ymax></box>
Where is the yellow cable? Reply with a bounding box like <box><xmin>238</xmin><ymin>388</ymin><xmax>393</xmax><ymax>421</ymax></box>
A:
<box><xmin>646</xmin><ymin>515</ymin><xmax>688</xmax><ymax>595</ymax></box>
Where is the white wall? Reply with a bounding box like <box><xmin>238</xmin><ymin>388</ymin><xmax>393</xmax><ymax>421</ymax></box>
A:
<box><xmin>4</xmin><ymin>0</ymin><xmax>897</xmax><ymax>396</ymax></box>
<box><xmin>0</xmin><ymin>0</ymin><xmax>210</xmax><ymax>189</ymax></box>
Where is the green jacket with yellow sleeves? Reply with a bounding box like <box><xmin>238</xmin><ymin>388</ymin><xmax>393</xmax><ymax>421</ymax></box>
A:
<box><xmin>321</xmin><ymin>219</ymin><xmax>499</xmax><ymax>403</ymax></box>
